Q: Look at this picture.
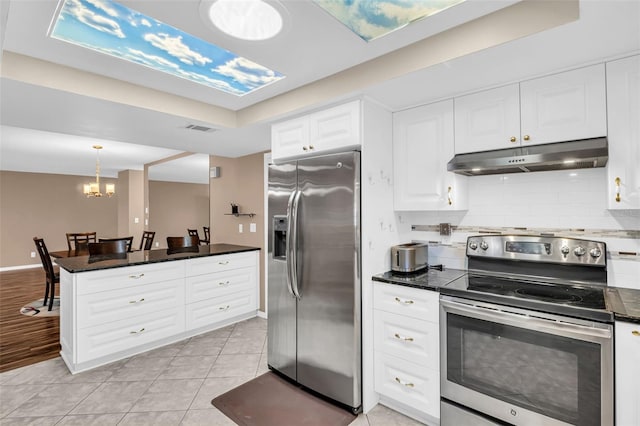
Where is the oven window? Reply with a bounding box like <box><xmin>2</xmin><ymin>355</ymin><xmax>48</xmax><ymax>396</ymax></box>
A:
<box><xmin>446</xmin><ymin>313</ymin><xmax>601</xmax><ymax>425</ymax></box>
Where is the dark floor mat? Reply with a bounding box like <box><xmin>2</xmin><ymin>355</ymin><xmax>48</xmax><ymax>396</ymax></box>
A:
<box><xmin>211</xmin><ymin>372</ymin><xmax>357</xmax><ymax>426</ymax></box>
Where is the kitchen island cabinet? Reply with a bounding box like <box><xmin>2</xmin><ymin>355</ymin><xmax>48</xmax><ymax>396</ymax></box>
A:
<box><xmin>56</xmin><ymin>245</ymin><xmax>259</xmax><ymax>374</ymax></box>
<box><xmin>393</xmin><ymin>99</ymin><xmax>467</xmax><ymax>211</ymax></box>
<box><xmin>616</xmin><ymin>320</ymin><xmax>640</xmax><ymax>426</ymax></box>
<box><xmin>606</xmin><ymin>54</ymin><xmax>640</xmax><ymax>210</ymax></box>
<box><xmin>454</xmin><ymin>63</ymin><xmax>606</xmax><ymax>154</ymax></box>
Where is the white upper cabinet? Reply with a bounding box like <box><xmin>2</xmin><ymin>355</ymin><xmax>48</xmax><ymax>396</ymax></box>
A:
<box><xmin>520</xmin><ymin>63</ymin><xmax>607</xmax><ymax>146</ymax></box>
<box><xmin>393</xmin><ymin>99</ymin><xmax>467</xmax><ymax>211</ymax></box>
<box><xmin>606</xmin><ymin>55</ymin><xmax>640</xmax><ymax>210</ymax></box>
<box><xmin>454</xmin><ymin>84</ymin><xmax>520</xmax><ymax>154</ymax></box>
<box><xmin>454</xmin><ymin>64</ymin><xmax>607</xmax><ymax>154</ymax></box>
<box><xmin>271</xmin><ymin>100</ymin><xmax>360</xmax><ymax>162</ymax></box>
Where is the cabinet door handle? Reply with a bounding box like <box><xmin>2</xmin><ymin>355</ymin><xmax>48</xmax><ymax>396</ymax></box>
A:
<box><xmin>394</xmin><ymin>377</ymin><xmax>415</xmax><ymax>387</ymax></box>
<box><xmin>510</xmin><ymin>136</ymin><xmax>517</xmax><ymax>143</ymax></box>
<box><xmin>447</xmin><ymin>186</ymin><xmax>453</xmax><ymax>206</ymax></box>
<box><xmin>302</xmin><ymin>146</ymin><xmax>308</xmax><ymax>151</ymax></box>
<box><xmin>129</xmin><ymin>328</ymin><xmax>145</xmax><ymax>334</ymax></box>
<box><xmin>218</xmin><ymin>305</ymin><xmax>231</xmax><ymax>311</ymax></box>
<box><xmin>129</xmin><ymin>298</ymin><xmax>145</xmax><ymax>304</ymax></box>
<box><xmin>523</xmin><ymin>135</ymin><xmax>530</xmax><ymax>141</ymax></box>
<box><xmin>218</xmin><ymin>261</ymin><xmax>230</xmax><ymax>265</ymax></box>
<box><xmin>394</xmin><ymin>297</ymin><xmax>414</xmax><ymax>305</ymax></box>
<box><xmin>129</xmin><ymin>273</ymin><xmax>145</xmax><ymax>279</ymax></box>
<box><xmin>632</xmin><ymin>330</ymin><xmax>640</xmax><ymax>337</ymax></box>
<box><xmin>615</xmin><ymin>177</ymin><xmax>621</xmax><ymax>203</ymax></box>
<box><xmin>309</xmin><ymin>145</ymin><xmax>314</xmax><ymax>150</ymax></box>
<box><xmin>218</xmin><ymin>281</ymin><xmax>230</xmax><ymax>287</ymax></box>
<box><xmin>394</xmin><ymin>333</ymin><xmax>414</xmax><ymax>342</ymax></box>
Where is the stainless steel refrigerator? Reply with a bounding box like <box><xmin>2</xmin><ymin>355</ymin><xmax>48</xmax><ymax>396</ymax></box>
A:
<box><xmin>267</xmin><ymin>150</ymin><xmax>361</xmax><ymax>413</ymax></box>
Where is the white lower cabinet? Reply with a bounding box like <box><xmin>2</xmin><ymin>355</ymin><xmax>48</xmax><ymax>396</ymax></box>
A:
<box><xmin>374</xmin><ymin>282</ymin><xmax>440</xmax><ymax>424</ymax></box>
<box><xmin>615</xmin><ymin>321</ymin><xmax>640</xmax><ymax>426</ymax></box>
<box><xmin>60</xmin><ymin>250</ymin><xmax>259</xmax><ymax>373</ymax></box>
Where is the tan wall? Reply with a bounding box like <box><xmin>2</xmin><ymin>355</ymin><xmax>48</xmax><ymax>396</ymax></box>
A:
<box><xmin>210</xmin><ymin>152</ymin><xmax>265</xmax><ymax>312</ymax></box>
<box><xmin>117</xmin><ymin>170</ymin><xmax>145</xmax><ymax>240</ymax></box>
<box><xmin>148</xmin><ymin>180</ymin><xmax>209</xmax><ymax>249</ymax></box>
<box><xmin>0</xmin><ymin>171</ymin><xmax>118</xmax><ymax>267</ymax></box>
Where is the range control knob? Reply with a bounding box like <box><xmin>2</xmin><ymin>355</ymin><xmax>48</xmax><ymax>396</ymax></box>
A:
<box><xmin>480</xmin><ymin>241</ymin><xmax>489</xmax><ymax>251</ymax></box>
<box><xmin>469</xmin><ymin>241</ymin><xmax>478</xmax><ymax>250</ymax></box>
<box><xmin>561</xmin><ymin>246</ymin><xmax>570</xmax><ymax>256</ymax></box>
<box><xmin>590</xmin><ymin>248</ymin><xmax>602</xmax><ymax>258</ymax></box>
<box><xmin>574</xmin><ymin>246</ymin><xmax>586</xmax><ymax>257</ymax></box>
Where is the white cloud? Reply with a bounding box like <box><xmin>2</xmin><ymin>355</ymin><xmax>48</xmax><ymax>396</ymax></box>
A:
<box><xmin>213</xmin><ymin>57</ymin><xmax>282</xmax><ymax>89</ymax></box>
<box><xmin>143</xmin><ymin>33</ymin><xmax>212</xmax><ymax>66</ymax></box>
<box><xmin>63</xmin><ymin>0</ymin><xmax>125</xmax><ymax>38</ymax></box>
<box><xmin>126</xmin><ymin>48</ymin><xmax>182</xmax><ymax>71</ymax></box>
<box><xmin>140</xmin><ymin>18</ymin><xmax>152</xmax><ymax>28</ymax></box>
<box><xmin>85</xmin><ymin>0</ymin><xmax>118</xmax><ymax>17</ymax></box>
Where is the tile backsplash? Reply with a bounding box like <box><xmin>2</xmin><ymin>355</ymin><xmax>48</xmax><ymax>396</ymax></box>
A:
<box><xmin>395</xmin><ymin>168</ymin><xmax>639</xmax><ymax>289</ymax></box>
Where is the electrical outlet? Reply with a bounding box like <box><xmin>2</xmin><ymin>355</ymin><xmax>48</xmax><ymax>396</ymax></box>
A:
<box><xmin>30</xmin><ymin>251</ymin><xmax>36</xmax><ymax>258</ymax></box>
<box><xmin>250</xmin><ymin>223</ymin><xmax>257</xmax><ymax>233</ymax></box>
<box><xmin>155</xmin><ymin>242</ymin><xmax>160</xmax><ymax>247</ymax></box>
<box><xmin>134</xmin><ymin>217</ymin><xmax>139</xmax><ymax>224</ymax></box>
<box><xmin>239</xmin><ymin>224</ymin><xmax>243</xmax><ymax>233</ymax></box>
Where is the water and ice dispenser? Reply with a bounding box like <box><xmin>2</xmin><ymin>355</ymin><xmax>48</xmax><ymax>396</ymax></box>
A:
<box><xmin>273</xmin><ymin>216</ymin><xmax>287</xmax><ymax>261</ymax></box>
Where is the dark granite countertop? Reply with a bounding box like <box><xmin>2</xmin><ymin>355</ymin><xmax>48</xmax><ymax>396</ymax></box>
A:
<box><xmin>373</xmin><ymin>269</ymin><xmax>640</xmax><ymax>323</ymax></box>
<box><xmin>372</xmin><ymin>268</ymin><xmax>467</xmax><ymax>291</ymax></box>
<box><xmin>55</xmin><ymin>244</ymin><xmax>260</xmax><ymax>273</ymax></box>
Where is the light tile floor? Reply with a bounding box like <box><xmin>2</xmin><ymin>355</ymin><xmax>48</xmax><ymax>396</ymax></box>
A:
<box><xmin>0</xmin><ymin>317</ymin><xmax>423</xmax><ymax>425</ymax></box>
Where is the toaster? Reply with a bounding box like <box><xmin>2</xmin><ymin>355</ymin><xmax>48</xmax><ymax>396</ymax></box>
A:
<box><xmin>391</xmin><ymin>243</ymin><xmax>428</xmax><ymax>273</ymax></box>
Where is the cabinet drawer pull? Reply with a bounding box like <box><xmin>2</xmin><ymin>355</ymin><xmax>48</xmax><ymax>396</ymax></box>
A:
<box><xmin>218</xmin><ymin>281</ymin><xmax>231</xmax><ymax>286</ymax></box>
<box><xmin>394</xmin><ymin>297</ymin><xmax>414</xmax><ymax>305</ymax></box>
<box><xmin>128</xmin><ymin>298</ymin><xmax>145</xmax><ymax>304</ymax></box>
<box><xmin>309</xmin><ymin>145</ymin><xmax>314</xmax><ymax>150</ymax></box>
<box><xmin>218</xmin><ymin>305</ymin><xmax>231</xmax><ymax>311</ymax></box>
<box><xmin>303</xmin><ymin>146</ymin><xmax>308</xmax><ymax>151</ymax></box>
<box><xmin>615</xmin><ymin>177</ymin><xmax>621</xmax><ymax>203</ymax></box>
<box><xmin>394</xmin><ymin>377</ymin><xmax>415</xmax><ymax>387</ymax></box>
<box><xmin>447</xmin><ymin>186</ymin><xmax>453</xmax><ymax>206</ymax></box>
<box><xmin>218</xmin><ymin>261</ymin><xmax>230</xmax><ymax>265</ymax></box>
<box><xmin>394</xmin><ymin>333</ymin><xmax>414</xmax><ymax>342</ymax></box>
<box><xmin>523</xmin><ymin>134</ymin><xmax>530</xmax><ymax>141</ymax></box>
<box><xmin>632</xmin><ymin>330</ymin><xmax>640</xmax><ymax>337</ymax></box>
<box><xmin>129</xmin><ymin>328</ymin><xmax>145</xmax><ymax>334</ymax></box>
<box><xmin>510</xmin><ymin>136</ymin><xmax>517</xmax><ymax>143</ymax></box>
<box><xmin>129</xmin><ymin>273</ymin><xmax>145</xmax><ymax>279</ymax></box>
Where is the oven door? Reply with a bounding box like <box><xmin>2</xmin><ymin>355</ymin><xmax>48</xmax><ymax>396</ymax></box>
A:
<box><xmin>440</xmin><ymin>296</ymin><xmax>613</xmax><ymax>426</ymax></box>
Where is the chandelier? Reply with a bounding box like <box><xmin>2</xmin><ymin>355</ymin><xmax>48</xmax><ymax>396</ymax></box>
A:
<box><xmin>83</xmin><ymin>145</ymin><xmax>115</xmax><ymax>198</ymax></box>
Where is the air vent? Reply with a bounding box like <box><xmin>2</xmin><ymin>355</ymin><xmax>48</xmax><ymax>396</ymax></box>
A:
<box><xmin>185</xmin><ymin>124</ymin><xmax>217</xmax><ymax>133</ymax></box>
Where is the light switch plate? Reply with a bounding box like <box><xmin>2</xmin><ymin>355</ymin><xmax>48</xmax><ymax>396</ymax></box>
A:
<box><xmin>239</xmin><ymin>224</ymin><xmax>243</xmax><ymax>233</ymax></box>
<box><xmin>134</xmin><ymin>217</ymin><xmax>139</xmax><ymax>224</ymax></box>
<box><xmin>250</xmin><ymin>223</ymin><xmax>256</xmax><ymax>233</ymax></box>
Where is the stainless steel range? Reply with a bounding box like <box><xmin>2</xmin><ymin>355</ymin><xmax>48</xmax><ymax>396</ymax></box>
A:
<box><xmin>439</xmin><ymin>235</ymin><xmax>613</xmax><ymax>426</ymax></box>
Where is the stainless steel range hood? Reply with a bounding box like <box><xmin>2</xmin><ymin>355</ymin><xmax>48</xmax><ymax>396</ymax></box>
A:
<box><xmin>447</xmin><ymin>137</ymin><xmax>608</xmax><ymax>176</ymax></box>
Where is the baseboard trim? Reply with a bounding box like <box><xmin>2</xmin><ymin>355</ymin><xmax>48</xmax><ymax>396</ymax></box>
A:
<box><xmin>256</xmin><ymin>310</ymin><xmax>267</xmax><ymax>319</ymax></box>
<box><xmin>0</xmin><ymin>264</ymin><xmax>41</xmax><ymax>272</ymax></box>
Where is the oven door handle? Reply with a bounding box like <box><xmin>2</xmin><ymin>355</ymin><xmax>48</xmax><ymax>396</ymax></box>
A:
<box><xmin>440</xmin><ymin>299</ymin><xmax>612</xmax><ymax>342</ymax></box>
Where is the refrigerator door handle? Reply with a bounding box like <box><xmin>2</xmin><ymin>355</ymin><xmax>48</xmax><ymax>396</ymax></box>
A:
<box><xmin>290</xmin><ymin>190</ymin><xmax>302</xmax><ymax>299</ymax></box>
<box><xmin>285</xmin><ymin>191</ymin><xmax>297</xmax><ymax>298</ymax></box>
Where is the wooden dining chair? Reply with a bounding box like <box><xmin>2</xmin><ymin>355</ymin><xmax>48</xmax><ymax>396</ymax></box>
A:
<box><xmin>167</xmin><ymin>235</ymin><xmax>199</xmax><ymax>249</ymax></box>
<box><xmin>201</xmin><ymin>226</ymin><xmax>210</xmax><ymax>245</ymax></box>
<box><xmin>139</xmin><ymin>231</ymin><xmax>155</xmax><ymax>250</ymax></box>
<box><xmin>187</xmin><ymin>229</ymin><xmax>200</xmax><ymax>244</ymax></box>
<box><xmin>99</xmin><ymin>236</ymin><xmax>134</xmax><ymax>252</ymax></box>
<box><xmin>88</xmin><ymin>240</ymin><xmax>128</xmax><ymax>256</ymax></box>
<box><xmin>66</xmin><ymin>232</ymin><xmax>97</xmax><ymax>251</ymax></box>
<box><xmin>33</xmin><ymin>237</ymin><xmax>59</xmax><ymax>311</ymax></box>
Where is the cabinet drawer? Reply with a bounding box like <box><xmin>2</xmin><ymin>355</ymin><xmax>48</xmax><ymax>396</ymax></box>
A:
<box><xmin>77</xmin><ymin>279</ymin><xmax>184</xmax><ymax>329</ymax></box>
<box><xmin>76</xmin><ymin>262</ymin><xmax>184</xmax><ymax>295</ymax></box>
<box><xmin>186</xmin><ymin>252</ymin><xmax>257</xmax><ymax>277</ymax></box>
<box><xmin>374</xmin><ymin>310</ymin><xmax>439</xmax><ymax>368</ymax></box>
<box><xmin>373</xmin><ymin>282</ymin><xmax>439</xmax><ymax>322</ymax></box>
<box><xmin>375</xmin><ymin>352</ymin><xmax>440</xmax><ymax>419</ymax></box>
<box><xmin>77</xmin><ymin>308</ymin><xmax>185</xmax><ymax>363</ymax></box>
<box><xmin>186</xmin><ymin>290</ymin><xmax>256</xmax><ymax>331</ymax></box>
<box><xmin>186</xmin><ymin>267</ymin><xmax>256</xmax><ymax>304</ymax></box>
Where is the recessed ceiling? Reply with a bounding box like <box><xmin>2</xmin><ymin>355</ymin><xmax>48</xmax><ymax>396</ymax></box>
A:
<box><xmin>1</xmin><ymin>0</ymin><xmax>639</xmax><ymax>180</ymax></box>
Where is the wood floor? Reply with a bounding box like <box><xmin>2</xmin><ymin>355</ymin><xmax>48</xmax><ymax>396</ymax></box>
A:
<box><xmin>0</xmin><ymin>267</ymin><xmax>60</xmax><ymax>373</ymax></box>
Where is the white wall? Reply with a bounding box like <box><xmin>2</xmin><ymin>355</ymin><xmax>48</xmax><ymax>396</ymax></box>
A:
<box><xmin>395</xmin><ymin>168</ymin><xmax>640</xmax><ymax>289</ymax></box>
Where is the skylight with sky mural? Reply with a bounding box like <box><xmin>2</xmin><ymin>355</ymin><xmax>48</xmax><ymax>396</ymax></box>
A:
<box><xmin>49</xmin><ymin>0</ymin><xmax>284</xmax><ymax>96</ymax></box>
<box><xmin>314</xmin><ymin>0</ymin><xmax>466</xmax><ymax>42</ymax></box>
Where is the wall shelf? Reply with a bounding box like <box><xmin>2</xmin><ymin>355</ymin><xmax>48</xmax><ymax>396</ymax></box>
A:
<box><xmin>225</xmin><ymin>213</ymin><xmax>256</xmax><ymax>218</ymax></box>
